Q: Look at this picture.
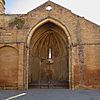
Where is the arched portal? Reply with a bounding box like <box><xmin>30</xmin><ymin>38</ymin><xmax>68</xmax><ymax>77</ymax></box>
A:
<box><xmin>27</xmin><ymin>18</ymin><xmax>72</xmax><ymax>89</ymax></box>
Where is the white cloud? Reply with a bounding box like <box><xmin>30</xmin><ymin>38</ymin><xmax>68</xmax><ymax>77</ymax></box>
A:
<box><xmin>6</xmin><ymin>0</ymin><xmax>100</xmax><ymax>25</ymax></box>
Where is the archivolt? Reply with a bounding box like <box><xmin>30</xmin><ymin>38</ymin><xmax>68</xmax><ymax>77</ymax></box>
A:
<box><xmin>26</xmin><ymin>17</ymin><xmax>72</xmax><ymax>47</ymax></box>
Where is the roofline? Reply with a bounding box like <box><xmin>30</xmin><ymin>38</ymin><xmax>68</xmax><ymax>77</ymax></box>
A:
<box><xmin>2</xmin><ymin>0</ymin><xmax>5</xmax><ymax>4</ymax></box>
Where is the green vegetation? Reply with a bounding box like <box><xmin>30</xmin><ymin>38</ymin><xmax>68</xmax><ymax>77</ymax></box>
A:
<box><xmin>9</xmin><ymin>17</ymin><xmax>25</xmax><ymax>29</ymax></box>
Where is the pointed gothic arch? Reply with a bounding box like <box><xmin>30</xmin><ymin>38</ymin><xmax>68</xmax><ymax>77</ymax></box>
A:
<box><xmin>26</xmin><ymin>17</ymin><xmax>72</xmax><ymax>47</ymax></box>
<box><xmin>26</xmin><ymin>17</ymin><xmax>72</xmax><ymax>89</ymax></box>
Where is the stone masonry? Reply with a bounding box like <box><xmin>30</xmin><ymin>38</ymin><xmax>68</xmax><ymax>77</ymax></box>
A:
<box><xmin>0</xmin><ymin>1</ymin><xmax>100</xmax><ymax>90</ymax></box>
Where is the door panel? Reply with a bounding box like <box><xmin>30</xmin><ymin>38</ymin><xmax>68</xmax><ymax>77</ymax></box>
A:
<box><xmin>29</xmin><ymin>55</ymin><xmax>69</xmax><ymax>88</ymax></box>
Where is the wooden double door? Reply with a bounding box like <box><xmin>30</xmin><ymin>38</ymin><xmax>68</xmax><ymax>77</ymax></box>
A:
<box><xmin>29</xmin><ymin>53</ymin><xmax>69</xmax><ymax>88</ymax></box>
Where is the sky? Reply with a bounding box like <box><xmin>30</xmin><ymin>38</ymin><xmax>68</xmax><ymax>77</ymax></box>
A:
<box><xmin>5</xmin><ymin>0</ymin><xmax>100</xmax><ymax>25</ymax></box>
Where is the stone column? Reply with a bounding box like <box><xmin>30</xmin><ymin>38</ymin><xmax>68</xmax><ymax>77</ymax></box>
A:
<box><xmin>18</xmin><ymin>43</ymin><xmax>24</xmax><ymax>90</ymax></box>
<box><xmin>25</xmin><ymin>47</ymin><xmax>29</xmax><ymax>90</ymax></box>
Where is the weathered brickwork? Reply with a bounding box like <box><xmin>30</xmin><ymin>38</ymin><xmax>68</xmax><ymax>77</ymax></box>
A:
<box><xmin>0</xmin><ymin>1</ymin><xmax>100</xmax><ymax>90</ymax></box>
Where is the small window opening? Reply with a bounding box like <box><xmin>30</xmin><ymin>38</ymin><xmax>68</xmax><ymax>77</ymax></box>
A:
<box><xmin>48</xmin><ymin>48</ymin><xmax>52</xmax><ymax>59</ymax></box>
<box><xmin>46</xmin><ymin>5</ymin><xmax>52</xmax><ymax>11</ymax></box>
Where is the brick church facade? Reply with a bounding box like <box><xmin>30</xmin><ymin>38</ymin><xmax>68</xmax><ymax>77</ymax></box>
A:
<box><xmin>0</xmin><ymin>0</ymin><xmax>100</xmax><ymax>90</ymax></box>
